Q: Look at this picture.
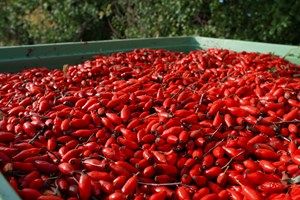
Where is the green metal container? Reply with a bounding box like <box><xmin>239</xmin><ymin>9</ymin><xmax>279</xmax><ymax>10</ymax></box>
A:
<box><xmin>0</xmin><ymin>174</ymin><xmax>22</xmax><ymax>200</ymax></box>
<box><xmin>0</xmin><ymin>36</ymin><xmax>299</xmax><ymax>200</ymax></box>
<box><xmin>0</xmin><ymin>36</ymin><xmax>299</xmax><ymax>73</ymax></box>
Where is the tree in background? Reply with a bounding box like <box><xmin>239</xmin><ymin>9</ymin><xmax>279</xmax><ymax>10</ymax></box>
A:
<box><xmin>0</xmin><ymin>0</ymin><xmax>112</xmax><ymax>45</ymax></box>
<box><xmin>112</xmin><ymin>0</ymin><xmax>300</xmax><ymax>45</ymax></box>
<box><xmin>0</xmin><ymin>0</ymin><xmax>299</xmax><ymax>45</ymax></box>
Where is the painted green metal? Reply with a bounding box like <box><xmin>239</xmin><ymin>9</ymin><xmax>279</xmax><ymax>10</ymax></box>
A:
<box><xmin>194</xmin><ymin>37</ymin><xmax>300</xmax><ymax>65</ymax></box>
<box><xmin>0</xmin><ymin>174</ymin><xmax>21</xmax><ymax>200</ymax></box>
<box><xmin>0</xmin><ymin>36</ymin><xmax>299</xmax><ymax>72</ymax></box>
<box><xmin>0</xmin><ymin>37</ymin><xmax>199</xmax><ymax>72</ymax></box>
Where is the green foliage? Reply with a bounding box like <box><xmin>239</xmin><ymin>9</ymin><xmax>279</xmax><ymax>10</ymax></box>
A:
<box><xmin>0</xmin><ymin>0</ymin><xmax>34</xmax><ymax>45</ymax></box>
<box><xmin>112</xmin><ymin>0</ymin><xmax>300</xmax><ymax>45</ymax></box>
<box><xmin>0</xmin><ymin>0</ymin><xmax>112</xmax><ymax>45</ymax></box>
<box><xmin>0</xmin><ymin>0</ymin><xmax>299</xmax><ymax>45</ymax></box>
<box><xmin>206</xmin><ymin>0</ymin><xmax>300</xmax><ymax>44</ymax></box>
<box><xmin>111</xmin><ymin>0</ymin><xmax>201</xmax><ymax>38</ymax></box>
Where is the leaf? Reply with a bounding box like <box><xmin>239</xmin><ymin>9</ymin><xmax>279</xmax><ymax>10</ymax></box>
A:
<box><xmin>290</xmin><ymin>175</ymin><xmax>300</xmax><ymax>184</ymax></box>
<box><xmin>98</xmin><ymin>11</ymin><xmax>104</xmax><ymax>19</ymax></box>
<box><xmin>62</xmin><ymin>64</ymin><xmax>69</xmax><ymax>76</ymax></box>
<box><xmin>268</xmin><ymin>67</ymin><xmax>277</xmax><ymax>73</ymax></box>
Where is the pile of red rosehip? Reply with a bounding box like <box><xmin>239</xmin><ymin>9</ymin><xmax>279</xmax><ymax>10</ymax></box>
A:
<box><xmin>0</xmin><ymin>48</ymin><xmax>299</xmax><ymax>200</ymax></box>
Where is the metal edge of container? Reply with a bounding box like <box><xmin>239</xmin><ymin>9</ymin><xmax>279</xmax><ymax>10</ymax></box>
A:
<box><xmin>195</xmin><ymin>36</ymin><xmax>300</xmax><ymax>65</ymax></box>
<box><xmin>1</xmin><ymin>36</ymin><xmax>299</xmax><ymax>72</ymax></box>
<box><xmin>0</xmin><ymin>36</ymin><xmax>200</xmax><ymax>72</ymax></box>
<box><xmin>0</xmin><ymin>173</ymin><xmax>21</xmax><ymax>200</ymax></box>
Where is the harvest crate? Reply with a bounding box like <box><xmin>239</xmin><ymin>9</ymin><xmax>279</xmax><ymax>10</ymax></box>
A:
<box><xmin>0</xmin><ymin>37</ymin><xmax>299</xmax><ymax>200</ymax></box>
<box><xmin>0</xmin><ymin>36</ymin><xmax>300</xmax><ymax>73</ymax></box>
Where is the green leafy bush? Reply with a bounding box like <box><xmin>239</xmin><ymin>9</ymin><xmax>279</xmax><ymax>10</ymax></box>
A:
<box><xmin>0</xmin><ymin>0</ymin><xmax>299</xmax><ymax>45</ymax></box>
<box><xmin>0</xmin><ymin>0</ymin><xmax>112</xmax><ymax>45</ymax></box>
<box><xmin>112</xmin><ymin>0</ymin><xmax>300</xmax><ymax>45</ymax></box>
